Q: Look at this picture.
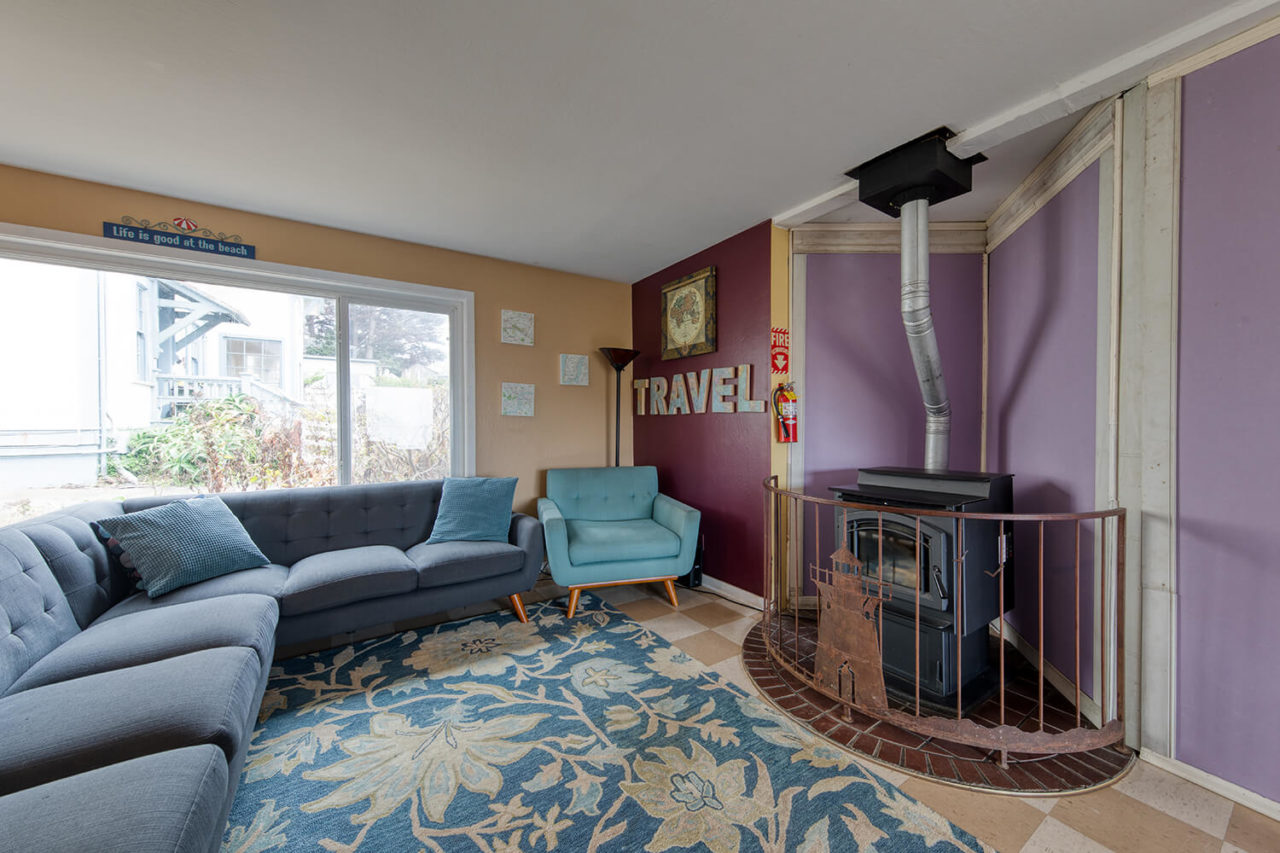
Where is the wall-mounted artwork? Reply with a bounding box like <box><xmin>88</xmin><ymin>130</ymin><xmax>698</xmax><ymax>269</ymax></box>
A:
<box><xmin>660</xmin><ymin>266</ymin><xmax>716</xmax><ymax>360</ymax></box>
<box><xmin>501</xmin><ymin>310</ymin><xmax>535</xmax><ymax>346</ymax></box>
<box><xmin>559</xmin><ymin>354</ymin><xmax>589</xmax><ymax>386</ymax></box>
<box><xmin>501</xmin><ymin>382</ymin><xmax>535</xmax><ymax>416</ymax></box>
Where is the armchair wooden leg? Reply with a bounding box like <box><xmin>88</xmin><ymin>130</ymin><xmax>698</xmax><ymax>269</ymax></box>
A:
<box><xmin>508</xmin><ymin>593</ymin><xmax>529</xmax><ymax>623</ymax></box>
<box><xmin>662</xmin><ymin>578</ymin><xmax>679</xmax><ymax>609</ymax></box>
<box><xmin>567</xmin><ymin>588</ymin><xmax>582</xmax><ymax>618</ymax></box>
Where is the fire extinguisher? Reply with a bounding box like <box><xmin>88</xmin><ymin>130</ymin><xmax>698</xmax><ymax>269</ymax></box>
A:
<box><xmin>772</xmin><ymin>382</ymin><xmax>798</xmax><ymax>443</ymax></box>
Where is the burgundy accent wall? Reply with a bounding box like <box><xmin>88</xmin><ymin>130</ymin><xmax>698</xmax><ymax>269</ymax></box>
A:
<box><xmin>1176</xmin><ymin>34</ymin><xmax>1280</xmax><ymax>801</ymax></box>
<box><xmin>803</xmin><ymin>252</ymin><xmax>984</xmax><ymax>572</ymax></box>
<box><xmin>987</xmin><ymin>161</ymin><xmax>1100</xmax><ymax>693</ymax></box>
<box><xmin>631</xmin><ymin>221</ymin><xmax>773</xmax><ymax>595</ymax></box>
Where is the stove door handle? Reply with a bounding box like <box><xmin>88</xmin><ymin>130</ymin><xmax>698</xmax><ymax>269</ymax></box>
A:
<box><xmin>930</xmin><ymin>564</ymin><xmax>949</xmax><ymax>600</ymax></box>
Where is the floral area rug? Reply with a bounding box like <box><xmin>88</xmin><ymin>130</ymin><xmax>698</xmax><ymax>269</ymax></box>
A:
<box><xmin>223</xmin><ymin>594</ymin><xmax>990</xmax><ymax>853</ymax></box>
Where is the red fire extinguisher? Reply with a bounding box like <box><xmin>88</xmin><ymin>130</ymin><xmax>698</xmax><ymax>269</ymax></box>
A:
<box><xmin>772</xmin><ymin>382</ymin><xmax>798</xmax><ymax>443</ymax></box>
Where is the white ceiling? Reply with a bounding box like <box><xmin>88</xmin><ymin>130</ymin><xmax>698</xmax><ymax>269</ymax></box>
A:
<box><xmin>0</xmin><ymin>1</ymin><xmax>1275</xmax><ymax>282</ymax></box>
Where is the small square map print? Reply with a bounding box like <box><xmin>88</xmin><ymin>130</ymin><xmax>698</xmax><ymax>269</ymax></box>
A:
<box><xmin>501</xmin><ymin>382</ymin><xmax>535</xmax><ymax>417</ymax></box>
<box><xmin>559</xmin><ymin>354</ymin><xmax>589</xmax><ymax>386</ymax></box>
<box><xmin>501</xmin><ymin>310</ymin><xmax>534</xmax><ymax>346</ymax></box>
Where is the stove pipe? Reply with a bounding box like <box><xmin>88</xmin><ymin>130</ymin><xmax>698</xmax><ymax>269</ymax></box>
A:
<box><xmin>846</xmin><ymin>128</ymin><xmax>984</xmax><ymax>472</ymax></box>
<box><xmin>900</xmin><ymin>197</ymin><xmax>950</xmax><ymax>471</ymax></box>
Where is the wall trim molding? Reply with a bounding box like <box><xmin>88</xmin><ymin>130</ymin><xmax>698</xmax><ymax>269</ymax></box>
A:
<box><xmin>0</xmin><ymin>220</ymin><xmax>479</xmax><ymax>475</ymax></box>
<box><xmin>700</xmin><ymin>574</ymin><xmax>765</xmax><ymax>611</ymax></box>
<box><xmin>790</xmin><ymin>222</ymin><xmax>987</xmax><ymax>255</ymax></box>
<box><xmin>1148</xmin><ymin>13</ymin><xmax>1280</xmax><ymax>85</ymax></box>
<box><xmin>1139</xmin><ymin>752</ymin><xmax>1280</xmax><ymax>822</ymax></box>
<box><xmin>985</xmin><ymin>100</ymin><xmax>1116</xmax><ymax>253</ymax></box>
<box><xmin>948</xmin><ymin>0</ymin><xmax>1280</xmax><ymax>159</ymax></box>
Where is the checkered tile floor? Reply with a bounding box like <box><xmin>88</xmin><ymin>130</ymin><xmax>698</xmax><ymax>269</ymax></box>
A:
<box><xmin>592</xmin><ymin>583</ymin><xmax>1280</xmax><ymax>853</ymax></box>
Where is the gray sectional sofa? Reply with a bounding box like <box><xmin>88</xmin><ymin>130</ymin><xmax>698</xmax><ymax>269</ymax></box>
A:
<box><xmin>0</xmin><ymin>480</ymin><xmax>544</xmax><ymax>853</ymax></box>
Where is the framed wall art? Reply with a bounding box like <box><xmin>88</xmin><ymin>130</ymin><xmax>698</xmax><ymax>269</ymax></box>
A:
<box><xmin>660</xmin><ymin>265</ymin><xmax>716</xmax><ymax>360</ymax></box>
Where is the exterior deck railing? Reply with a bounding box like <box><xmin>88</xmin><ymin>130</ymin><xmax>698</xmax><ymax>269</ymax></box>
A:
<box><xmin>762</xmin><ymin>476</ymin><xmax>1126</xmax><ymax>763</ymax></box>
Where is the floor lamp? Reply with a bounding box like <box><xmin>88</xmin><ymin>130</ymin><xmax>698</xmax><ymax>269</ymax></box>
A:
<box><xmin>599</xmin><ymin>347</ymin><xmax>640</xmax><ymax>467</ymax></box>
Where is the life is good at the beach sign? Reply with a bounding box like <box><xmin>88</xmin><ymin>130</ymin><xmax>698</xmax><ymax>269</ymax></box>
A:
<box><xmin>103</xmin><ymin>216</ymin><xmax>256</xmax><ymax>259</ymax></box>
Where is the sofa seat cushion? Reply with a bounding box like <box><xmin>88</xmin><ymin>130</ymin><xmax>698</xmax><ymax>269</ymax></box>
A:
<box><xmin>93</xmin><ymin>564</ymin><xmax>290</xmax><ymax>623</ymax></box>
<box><xmin>0</xmin><ymin>745</ymin><xmax>229</xmax><ymax>853</ymax></box>
<box><xmin>279</xmin><ymin>545</ymin><xmax>417</xmax><ymax>616</ymax></box>
<box><xmin>565</xmin><ymin>518</ymin><xmax>681</xmax><ymax>565</ymax></box>
<box><xmin>0</xmin><ymin>646</ymin><xmax>262</xmax><ymax>795</ymax></box>
<box><xmin>7</xmin><ymin>594</ymin><xmax>278</xmax><ymax>694</ymax></box>
<box><xmin>406</xmin><ymin>540</ymin><xmax>525</xmax><ymax>589</ymax></box>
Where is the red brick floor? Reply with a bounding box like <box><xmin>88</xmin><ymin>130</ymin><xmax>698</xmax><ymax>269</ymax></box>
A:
<box><xmin>742</xmin><ymin>621</ymin><xmax>1134</xmax><ymax>794</ymax></box>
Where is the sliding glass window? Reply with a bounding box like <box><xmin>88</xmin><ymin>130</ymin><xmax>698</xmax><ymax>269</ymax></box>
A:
<box><xmin>0</xmin><ymin>249</ymin><xmax>470</xmax><ymax>525</ymax></box>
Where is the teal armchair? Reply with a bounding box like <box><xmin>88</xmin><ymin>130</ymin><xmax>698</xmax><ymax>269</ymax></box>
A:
<box><xmin>538</xmin><ymin>466</ymin><xmax>701</xmax><ymax>617</ymax></box>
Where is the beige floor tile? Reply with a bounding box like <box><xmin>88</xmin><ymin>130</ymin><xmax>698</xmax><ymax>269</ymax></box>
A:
<box><xmin>1022</xmin><ymin>795</ymin><xmax>1058</xmax><ymax>814</ymax></box>
<box><xmin>616</xmin><ymin>597</ymin><xmax>679</xmax><ymax>622</ymax></box>
<box><xmin>594</xmin><ymin>584</ymin><xmax>648</xmax><ymax>605</ymax></box>
<box><xmin>669</xmin><ymin>588</ymin><xmax>716</xmax><ymax>609</ymax></box>
<box><xmin>681</xmin><ymin>602</ymin><xmax>744</xmax><ymax>628</ymax></box>
<box><xmin>707</xmin><ymin>657</ymin><xmax>754</xmax><ymax>692</ymax></box>
<box><xmin>675</xmin><ymin>630</ymin><xmax>744</xmax><ymax>666</ymax></box>
<box><xmin>1022</xmin><ymin>817</ymin><xmax>1114</xmax><ymax>853</ymax></box>
<box><xmin>711</xmin><ymin>616</ymin><xmax>758</xmax><ymax>644</ymax></box>
<box><xmin>1224</xmin><ymin>804</ymin><xmax>1280</xmax><ymax>853</ymax></box>
<box><xmin>900</xmin><ymin>776</ymin><xmax>1046</xmax><ymax>853</ymax></box>
<box><xmin>1052</xmin><ymin>786</ymin><xmax>1220</xmax><ymax>853</ymax></box>
<box><xmin>639</xmin><ymin>612</ymin><xmax>707</xmax><ymax>642</ymax></box>
<box><xmin>1115</xmin><ymin>760</ymin><xmax>1234</xmax><ymax>839</ymax></box>
<box><xmin>1221</xmin><ymin>843</ymin><xmax>1247</xmax><ymax>853</ymax></box>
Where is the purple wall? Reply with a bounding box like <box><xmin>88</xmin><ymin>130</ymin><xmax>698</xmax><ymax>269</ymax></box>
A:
<box><xmin>632</xmin><ymin>221</ymin><xmax>773</xmax><ymax>595</ymax></box>
<box><xmin>803</xmin><ymin>252</ymin><xmax>984</xmax><ymax>583</ymax></box>
<box><xmin>987</xmin><ymin>162</ymin><xmax>1100</xmax><ymax>693</ymax></box>
<box><xmin>1176</xmin><ymin>34</ymin><xmax>1280</xmax><ymax>801</ymax></box>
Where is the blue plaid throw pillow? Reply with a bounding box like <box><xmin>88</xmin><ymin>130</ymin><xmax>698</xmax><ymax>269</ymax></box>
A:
<box><xmin>426</xmin><ymin>477</ymin><xmax>518</xmax><ymax>544</ymax></box>
<box><xmin>95</xmin><ymin>497</ymin><xmax>269</xmax><ymax>598</ymax></box>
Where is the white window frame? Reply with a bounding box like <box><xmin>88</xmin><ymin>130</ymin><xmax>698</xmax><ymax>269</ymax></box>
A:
<box><xmin>0</xmin><ymin>222</ymin><xmax>477</xmax><ymax>479</ymax></box>
<box><xmin>221</xmin><ymin>335</ymin><xmax>284</xmax><ymax>386</ymax></box>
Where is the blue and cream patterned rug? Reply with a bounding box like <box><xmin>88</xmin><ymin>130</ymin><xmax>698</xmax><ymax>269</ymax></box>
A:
<box><xmin>223</xmin><ymin>594</ymin><xmax>990</xmax><ymax>852</ymax></box>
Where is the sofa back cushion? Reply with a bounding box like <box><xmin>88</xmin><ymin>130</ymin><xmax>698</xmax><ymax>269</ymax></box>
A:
<box><xmin>122</xmin><ymin>480</ymin><xmax>445</xmax><ymax>567</ymax></box>
<box><xmin>0</xmin><ymin>529</ymin><xmax>80</xmax><ymax>695</ymax></box>
<box><xmin>545</xmin><ymin>466</ymin><xmax>659</xmax><ymax>522</ymax></box>
<box><xmin>15</xmin><ymin>501</ymin><xmax>132</xmax><ymax>628</ymax></box>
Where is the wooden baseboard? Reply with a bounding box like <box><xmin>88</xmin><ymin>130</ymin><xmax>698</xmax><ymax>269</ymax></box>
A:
<box><xmin>699</xmin><ymin>575</ymin><xmax>764</xmax><ymax>611</ymax></box>
<box><xmin>1139</xmin><ymin>751</ymin><xmax>1280</xmax><ymax>822</ymax></box>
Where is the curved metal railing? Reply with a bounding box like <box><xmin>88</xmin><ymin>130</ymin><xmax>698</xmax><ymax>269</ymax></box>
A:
<box><xmin>761</xmin><ymin>476</ymin><xmax>1126</xmax><ymax>759</ymax></box>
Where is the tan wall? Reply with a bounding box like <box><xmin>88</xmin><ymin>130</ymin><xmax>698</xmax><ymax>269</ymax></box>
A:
<box><xmin>0</xmin><ymin>165</ymin><xmax>632</xmax><ymax>513</ymax></box>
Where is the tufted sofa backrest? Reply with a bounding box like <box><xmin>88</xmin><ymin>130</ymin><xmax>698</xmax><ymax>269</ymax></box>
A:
<box><xmin>0</xmin><ymin>529</ymin><xmax>81</xmax><ymax>696</ymax></box>
<box><xmin>15</xmin><ymin>501</ymin><xmax>134</xmax><ymax>628</ymax></box>
<box><xmin>545</xmin><ymin>466</ymin><xmax>659</xmax><ymax>522</ymax></box>
<box><xmin>122</xmin><ymin>480</ymin><xmax>445</xmax><ymax>567</ymax></box>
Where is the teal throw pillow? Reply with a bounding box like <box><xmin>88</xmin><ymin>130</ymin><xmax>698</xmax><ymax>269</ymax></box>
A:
<box><xmin>95</xmin><ymin>497</ymin><xmax>269</xmax><ymax>598</ymax></box>
<box><xmin>426</xmin><ymin>477</ymin><xmax>518</xmax><ymax>544</ymax></box>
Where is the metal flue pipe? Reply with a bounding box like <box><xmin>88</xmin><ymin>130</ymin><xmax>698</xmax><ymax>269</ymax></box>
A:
<box><xmin>899</xmin><ymin>197</ymin><xmax>950</xmax><ymax>471</ymax></box>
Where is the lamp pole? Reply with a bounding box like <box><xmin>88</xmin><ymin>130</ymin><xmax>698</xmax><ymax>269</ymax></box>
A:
<box><xmin>599</xmin><ymin>348</ymin><xmax>640</xmax><ymax>467</ymax></box>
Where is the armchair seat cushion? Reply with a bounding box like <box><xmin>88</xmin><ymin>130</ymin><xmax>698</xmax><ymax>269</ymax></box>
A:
<box><xmin>565</xmin><ymin>519</ymin><xmax>681</xmax><ymax>565</ymax></box>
